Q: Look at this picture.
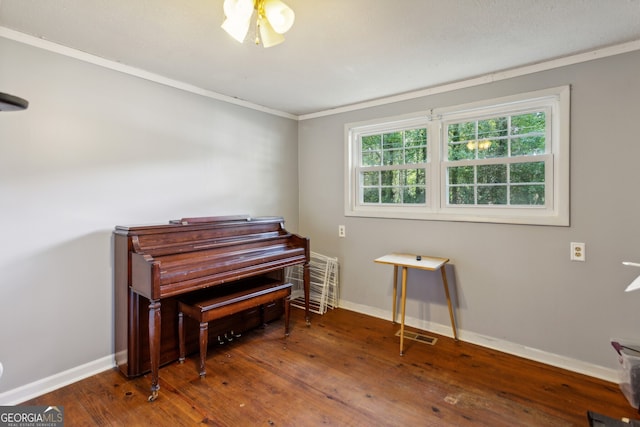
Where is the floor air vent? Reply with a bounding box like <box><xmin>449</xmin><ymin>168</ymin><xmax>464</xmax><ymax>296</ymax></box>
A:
<box><xmin>395</xmin><ymin>330</ymin><xmax>438</xmax><ymax>345</ymax></box>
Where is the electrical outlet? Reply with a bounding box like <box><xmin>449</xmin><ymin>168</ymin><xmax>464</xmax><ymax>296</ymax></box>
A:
<box><xmin>571</xmin><ymin>242</ymin><xmax>585</xmax><ymax>262</ymax></box>
<box><xmin>338</xmin><ymin>225</ymin><xmax>345</xmax><ymax>238</ymax></box>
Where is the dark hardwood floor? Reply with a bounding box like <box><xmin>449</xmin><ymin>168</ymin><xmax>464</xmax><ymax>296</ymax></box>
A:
<box><xmin>23</xmin><ymin>308</ymin><xmax>639</xmax><ymax>426</ymax></box>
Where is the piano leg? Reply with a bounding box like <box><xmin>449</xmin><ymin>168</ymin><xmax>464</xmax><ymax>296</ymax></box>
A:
<box><xmin>178</xmin><ymin>312</ymin><xmax>185</xmax><ymax>364</ymax></box>
<box><xmin>148</xmin><ymin>299</ymin><xmax>161</xmax><ymax>402</ymax></box>
<box><xmin>198</xmin><ymin>321</ymin><xmax>208</xmax><ymax>378</ymax></box>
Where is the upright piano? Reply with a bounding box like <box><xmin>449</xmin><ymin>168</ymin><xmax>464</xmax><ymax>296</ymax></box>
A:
<box><xmin>113</xmin><ymin>215</ymin><xmax>310</xmax><ymax>401</ymax></box>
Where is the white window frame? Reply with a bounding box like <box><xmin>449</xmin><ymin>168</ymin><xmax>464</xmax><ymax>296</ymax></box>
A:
<box><xmin>344</xmin><ymin>86</ymin><xmax>570</xmax><ymax>226</ymax></box>
<box><xmin>347</xmin><ymin>115</ymin><xmax>432</xmax><ymax>217</ymax></box>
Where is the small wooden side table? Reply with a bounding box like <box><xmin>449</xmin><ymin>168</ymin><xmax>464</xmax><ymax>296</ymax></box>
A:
<box><xmin>374</xmin><ymin>253</ymin><xmax>458</xmax><ymax>355</ymax></box>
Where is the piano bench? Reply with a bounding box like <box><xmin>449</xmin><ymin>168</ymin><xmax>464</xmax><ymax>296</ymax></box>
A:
<box><xmin>177</xmin><ymin>282</ymin><xmax>293</xmax><ymax>378</ymax></box>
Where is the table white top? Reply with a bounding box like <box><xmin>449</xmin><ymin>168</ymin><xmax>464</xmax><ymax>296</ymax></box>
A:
<box><xmin>374</xmin><ymin>253</ymin><xmax>448</xmax><ymax>271</ymax></box>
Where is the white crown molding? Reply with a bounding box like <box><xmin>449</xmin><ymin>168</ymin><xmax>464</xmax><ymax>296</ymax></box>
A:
<box><xmin>299</xmin><ymin>39</ymin><xmax>640</xmax><ymax>120</ymax></box>
<box><xmin>0</xmin><ymin>26</ymin><xmax>297</xmax><ymax>120</ymax></box>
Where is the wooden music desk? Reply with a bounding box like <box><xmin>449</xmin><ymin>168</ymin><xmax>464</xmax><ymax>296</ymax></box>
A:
<box><xmin>374</xmin><ymin>253</ymin><xmax>458</xmax><ymax>355</ymax></box>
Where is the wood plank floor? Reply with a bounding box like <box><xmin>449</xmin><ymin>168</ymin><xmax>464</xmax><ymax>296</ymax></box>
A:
<box><xmin>23</xmin><ymin>308</ymin><xmax>639</xmax><ymax>426</ymax></box>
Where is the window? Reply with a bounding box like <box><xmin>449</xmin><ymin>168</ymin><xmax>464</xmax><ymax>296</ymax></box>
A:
<box><xmin>360</xmin><ymin>127</ymin><xmax>428</xmax><ymax>205</ymax></box>
<box><xmin>444</xmin><ymin>109</ymin><xmax>549</xmax><ymax>207</ymax></box>
<box><xmin>345</xmin><ymin>86</ymin><xmax>570</xmax><ymax>225</ymax></box>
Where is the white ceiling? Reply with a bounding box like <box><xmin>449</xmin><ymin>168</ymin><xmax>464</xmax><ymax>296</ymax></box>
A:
<box><xmin>1</xmin><ymin>0</ymin><xmax>640</xmax><ymax>117</ymax></box>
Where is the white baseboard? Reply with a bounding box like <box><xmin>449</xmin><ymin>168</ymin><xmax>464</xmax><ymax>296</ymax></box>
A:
<box><xmin>338</xmin><ymin>300</ymin><xmax>619</xmax><ymax>384</ymax></box>
<box><xmin>0</xmin><ymin>355</ymin><xmax>114</xmax><ymax>406</ymax></box>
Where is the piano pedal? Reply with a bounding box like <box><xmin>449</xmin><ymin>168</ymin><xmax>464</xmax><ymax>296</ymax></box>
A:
<box><xmin>217</xmin><ymin>335</ymin><xmax>225</xmax><ymax>345</ymax></box>
<box><xmin>232</xmin><ymin>330</ymin><xmax>241</xmax><ymax>339</ymax></box>
<box><xmin>224</xmin><ymin>332</ymin><xmax>233</xmax><ymax>342</ymax></box>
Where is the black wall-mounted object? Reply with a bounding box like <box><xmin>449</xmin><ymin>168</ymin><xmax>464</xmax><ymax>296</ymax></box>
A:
<box><xmin>0</xmin><ymin>92</ymin><xmax>29</xmax><ymax>111</ymax></box>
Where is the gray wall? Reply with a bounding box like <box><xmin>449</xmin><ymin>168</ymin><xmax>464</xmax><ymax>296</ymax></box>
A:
<box><xmin>299</xmin><ymin>50</ymin><xmax>640</xmax><ymax>378</ymax></box>
<box><xmin>0</xmin><ymin>37</ymin><xmax>299</xmax><ymax>394</ymax></box>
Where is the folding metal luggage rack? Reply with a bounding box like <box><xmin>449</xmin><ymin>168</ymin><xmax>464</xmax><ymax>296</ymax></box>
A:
<box><xmin>286</xmin><ymin>252</ymin><xmax>339</xmax><ymax>315</ymax></box>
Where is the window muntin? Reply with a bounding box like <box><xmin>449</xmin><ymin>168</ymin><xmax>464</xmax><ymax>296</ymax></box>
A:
<box><xmin>345</xmin><ymin>86</ymin><xmax>569</xmax><ymax>225</ymax></box>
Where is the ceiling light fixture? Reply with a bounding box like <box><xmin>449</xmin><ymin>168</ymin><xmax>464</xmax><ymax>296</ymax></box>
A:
<box><xmin>221</xmin><ymin>0</ymin><xmax>295</xmax><ymax>48</ymax></box>
<box><xmin>0</xmin><ymin>92</ymin><xmax>28</xmax><ymax>112</ymax></box>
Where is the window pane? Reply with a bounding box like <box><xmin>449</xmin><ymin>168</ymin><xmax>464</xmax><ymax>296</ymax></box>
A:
<box><xmin>381</xmin><ymin>187</ymin><xmax>402</xmax><ymax>203</ymax></box>
<box><xmin>478</xmin><ymin>117</ymin><xmax>508</xmax><ymax>139</ymax></box>
<box><xmin>477</xmin><ymin>164</ymin><xmax>506</xmax><ymax>184</ymax></box>
<box><xmin>448</xmin><ymin>121</ymin><xmax>476</xmax><ymax>142</ymax></box>
<box><xmin>383</xmin><ymin>132</ymin><xmax>402</xmax><ymax>149</ymax></box>
<box><xmin>449</xmin><ymin>186</ymin><xmax>474</xmax><ymax>204</ymax></box>
<box><xmin>449</xmin><ymin>142</ymin><xmax>475</xmax><ymax>161</ymax></box>
<box><xmin>362</xmin><ymin>134</ymin><xmax>381</xmax><ymax>151</ymax></box>
<box><xmin>405</xmin><ymin>168</ymin><xmax>425</xmax><ymax>185</ymax></box>
<box><xmin>363</xmin><ymin>188</ymin><xmax>379</xmax><ymax>203</ymax></box>
<box><xmin>362</xmin><ymin>171</ymin><xmax>379</xmax><ymax>186</ymax></box>
<box><xmin>477</xmin><ymin>138</ymin><xmax>508</xmax><ymax>159</ymax></box>
<box><xmin>404</xmin><ymin>128</ymin><xmax>427</xmax><ymax>147</ymax></box>
<box><xmin>511</xmin><ymin>112</ymin><xmax>546</xmax><ymax>135</ymax></box>
<box><xmin>448</xmin><ymin>121</ymin><xmax>474</xmax><ymax>159</ymax></box>
<box><xmin>383</xmin><ymin>149</ymin><xmax>403</xmax><ymax>165</ymax></box>
<box><xmin>510</xmin><ymin>162</ymin><xmax>545</xmax><ymax>183</ymax></box>
<box><xmin>512</xmin><ymin>136</ymin><xmax>545</xmax><ymax>156</ymax></box>
<box><xmin>403</xmin><ymin>186</ymin><xmax>426</xmax><ymax>204</ymax></box>
<box><xmin>381</xmin><ymin>170</ymin><xmax>402</xmax><ymax>186</ymax></box>
<box><xmin>405</xmin><ymin>147</ymin><xmax>426</xmax><ymax>164</ymax></box>
<box><xmin>478</xmin><ymin>185</ymin><xmax>507</xmax><ymax>204</ymax></box>
<box><xmin>449</xmin><ymin>166</ymin><xmax>474</xmax><ymax>185</ymax></box>
<box><xmin>362</xmin><ymin>151</ymin><xmax>381</xmax><ymax>166</ymax></box>
<box><xmin>511</xmin><ymin>185</ymin><xmax>545</xmax><ymax>205</ymax></box>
